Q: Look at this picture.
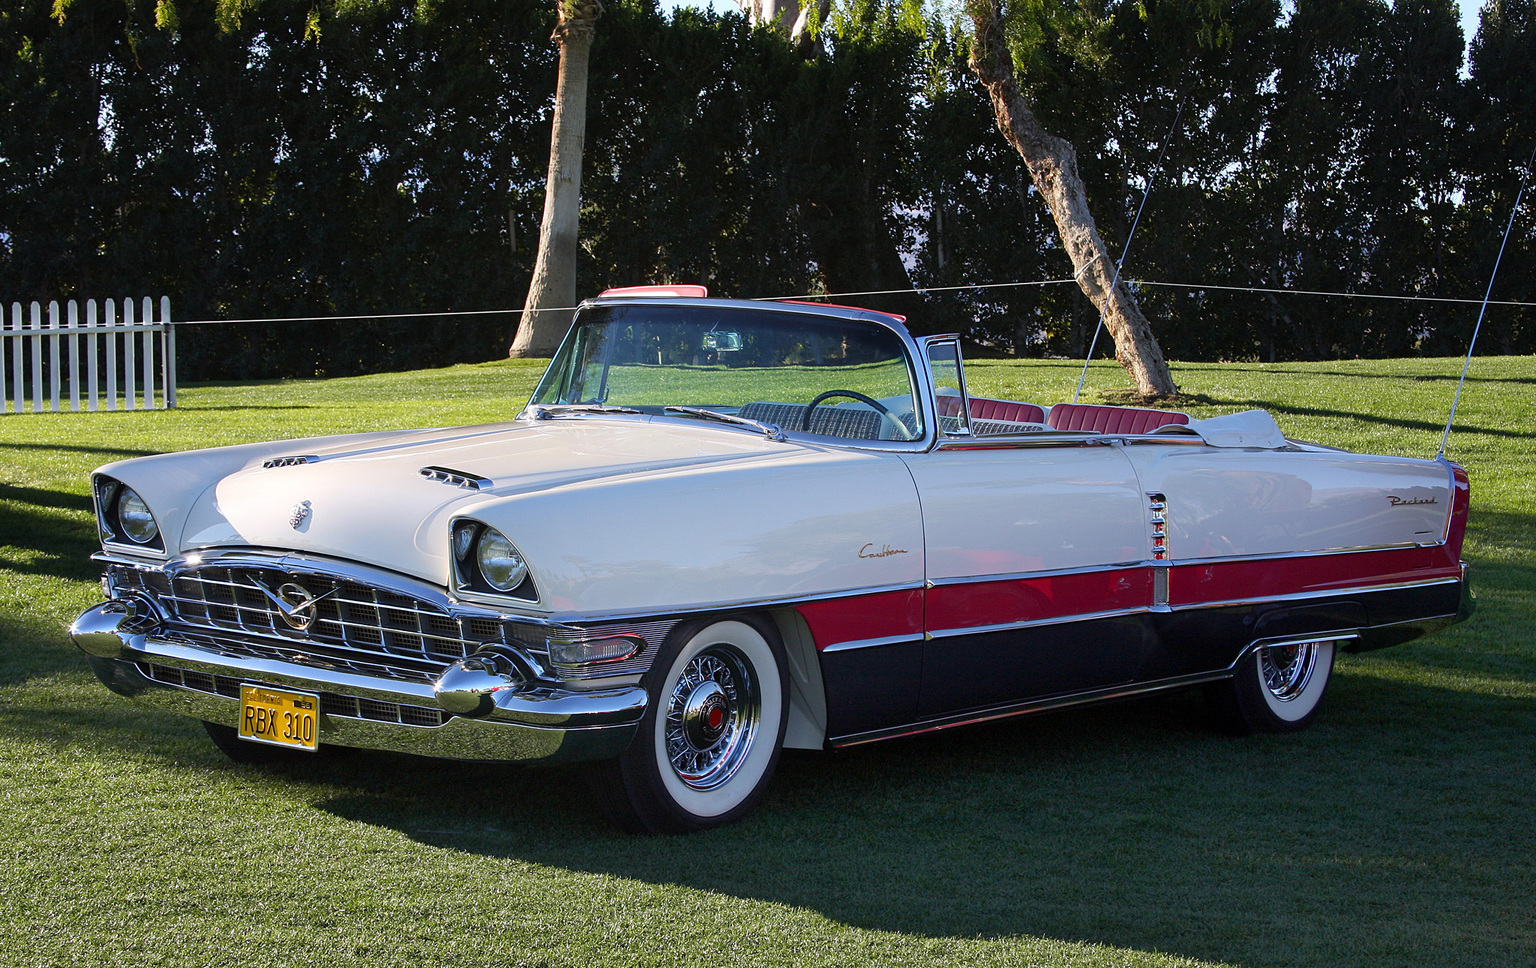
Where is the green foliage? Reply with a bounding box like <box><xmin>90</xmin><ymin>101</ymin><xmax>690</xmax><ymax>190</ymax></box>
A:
<box><xmin>0</xmin><ymin>0</ymin><xmax>1532</xmax><ymax>377</ymax></box>
<box><xmin>1</xmin><ymin>356</ymin><xmax>1534</xmax><ymax>967</ymax></box>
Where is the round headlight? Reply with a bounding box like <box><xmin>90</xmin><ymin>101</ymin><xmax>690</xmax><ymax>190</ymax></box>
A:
<box><xmin>116</xmin><ymin>487</ymin><xmax>159</xmax><ymax>544</ymax></box>
<box><xmin>476</xmin><ymin>528</ymin><xmax>528</xmax><ymax>592</ymax></box>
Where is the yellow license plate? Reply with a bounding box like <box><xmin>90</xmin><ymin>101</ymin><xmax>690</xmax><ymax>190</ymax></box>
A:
<box><xmin>238</xmin><ymin>684</ymin><xmax>319</xmax><ymax>751</ymax></box>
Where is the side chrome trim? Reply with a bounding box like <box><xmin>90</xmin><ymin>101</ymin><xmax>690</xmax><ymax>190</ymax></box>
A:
<box><xmin>1151</xmin><ymin>562</ymin><xmax>1171</xmax><ymax>609</ymax></box>
<box><xmin>934</xmin><ymin>432</ymin><xmax>1213</xmax><ymax>452</ymax></box>
<box><xmin>925</xmin><ymin>606</ymin><xmax>1149</xmax><ymax>641</ymax></box>
<box><xmin>925</xmin><ymin>563</ymin><xmax>1143</xmax><ymax>587</ymax></box>
<box><xmin>830</xmin><ymin>668</ymin><xmax>1234</xmax><ymax>747</ymax></box>
<box><xmin>1242</xmin><ymin>631</ymin><xmax>1359</xmax><ymax>655</ymax></box>
<box><xmin>1165</xmin><ymin>542</ymin><xmax>1447</xmax><ymax>568</ymax></box>
<box><xmin>1168</xmin><ymin>575</ymin><xmax>1462</xmax><ymax>613</ymax></box>
<box><xmin>831</xmin><ymin>628</ymin><xmax>1367</xmax><ymax>748</ymax></box>
<box><xmin>921</xmin><ymin>542</ymin><xmax>1448</xmax><ymax>592</ymax></box>
<box><xmin>934</xmin><ymin>433</ymin><xmax>1107</xmax><ymax>451</ymax></box>
<box><xmin>821</xmin><ymin>633</ymin><xmax>924</xmax><ymax>654</ymax></box>
<box><xmin>539</xmin><ymin>581</ymin><xmax>930</xmax><ymax>627</ymax></box>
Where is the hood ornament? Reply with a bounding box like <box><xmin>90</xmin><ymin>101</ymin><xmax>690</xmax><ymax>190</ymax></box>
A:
<box><xmin>289</xmin><ymin>500</ymin><xmax>312</xmax><ymax>530</ymax></box>
<box><xmin>249</xmin><ymin>577</ymin><xmax>337</xmax><ymax>632</ymax></box>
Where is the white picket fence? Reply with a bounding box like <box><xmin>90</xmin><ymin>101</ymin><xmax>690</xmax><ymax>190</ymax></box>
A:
<box><xmin>2</xmin><ymin>298</ymin><xmax>176</xmax><ymax>413</ymax></box>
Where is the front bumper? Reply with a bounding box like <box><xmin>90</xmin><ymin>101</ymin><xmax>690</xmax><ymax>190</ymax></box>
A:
<box><xmin>71</xmin><ymin>599</ymin><xmax>648</xmax><ymax>763</ymax></box>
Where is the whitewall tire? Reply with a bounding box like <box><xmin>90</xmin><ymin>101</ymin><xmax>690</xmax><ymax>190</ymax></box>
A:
<box><xmin>1207</xmin><ymin>640</ymin><xmax>1336</xmax><ymax>735</ymax></box>
<box><xmin>588</xmin><ymin>617</ymin><xmax>788</xmax><ymax>834</ymax></box>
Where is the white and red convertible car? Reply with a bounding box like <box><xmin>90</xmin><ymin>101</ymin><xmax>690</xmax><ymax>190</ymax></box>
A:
<box><xmin>72</xmin><ymin>289</ymin><xmax>1471</xmax><ymax>832</ymax></box>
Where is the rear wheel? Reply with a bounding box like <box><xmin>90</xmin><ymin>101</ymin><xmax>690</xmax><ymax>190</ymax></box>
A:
<box><xmin>589</xmin><ymin>618</ymin><xmax>788</xmax><ymax>834</ymax></box>
<box><xmin>1206</xmin><ymin>640</ymin><xmax>1336</xmax><ymax>735</ymax></box>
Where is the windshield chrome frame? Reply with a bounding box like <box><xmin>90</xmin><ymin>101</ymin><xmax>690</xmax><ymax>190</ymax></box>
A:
<box><xmin>527</xmin><ymin>296</ymin><xmax>943</xmax><ymax>453</ymax></box>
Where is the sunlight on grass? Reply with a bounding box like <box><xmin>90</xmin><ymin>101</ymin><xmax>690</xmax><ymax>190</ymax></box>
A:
<box><xmin>1</xmin><ymin>354</ymin><xmax>1532</xmax><ymax>968</ymax></box>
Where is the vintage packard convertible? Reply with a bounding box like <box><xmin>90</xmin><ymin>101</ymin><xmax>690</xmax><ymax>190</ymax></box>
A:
<box><xmin>72</xmin><ymin>288</ymin><xmax>1472</xmax><ymax>832</ymax></box>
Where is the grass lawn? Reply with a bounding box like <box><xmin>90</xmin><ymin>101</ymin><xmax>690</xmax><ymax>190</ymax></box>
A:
<box><xmin>1</xmin><ymin>355</ymin><xmax>1532</xmax><ymax>968</ymax></box>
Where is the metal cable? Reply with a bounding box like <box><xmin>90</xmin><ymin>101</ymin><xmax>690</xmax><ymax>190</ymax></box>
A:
<box><xmin>1073</xmin><ymin>94</ymin><xmax>1189</xmax><ymax>402</ymax></box>
<box><xmin>1437</xmin><ymin>138</ymin><xmax>1536</xmax><ymax>459</ymax></box>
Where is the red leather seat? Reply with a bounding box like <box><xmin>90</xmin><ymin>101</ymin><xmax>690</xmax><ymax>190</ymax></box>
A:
<box><xmin>1045</xmin><ymin>403</ymin><xmax>1189</xmax><ymax>434</ymax></box>
<box><xmin>937</xmin><ymin>396</ymin><xmax>1046</xmax><ymax>424</ymax></box>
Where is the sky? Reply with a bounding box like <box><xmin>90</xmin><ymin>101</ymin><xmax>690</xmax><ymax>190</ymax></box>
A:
<box><xmin>660</xmin><ymin>0</ymin><xmax>1489</xmax><ymax>59</ymax></box>
<box><xmin>660</xmin><ymin>0</ymin><xmax>739</xmax><ymax>13</ymax></box>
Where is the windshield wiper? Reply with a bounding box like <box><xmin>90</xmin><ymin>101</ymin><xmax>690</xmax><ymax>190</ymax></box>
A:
<box><xmin>664</xmin><ymin>406</ymin><xmax>787</xmax><ymax>442</ymax></box>
<box><xmin>522</xmin><ymin>403</ymin><xmax>642</xmax><ymax>420</ymax></box>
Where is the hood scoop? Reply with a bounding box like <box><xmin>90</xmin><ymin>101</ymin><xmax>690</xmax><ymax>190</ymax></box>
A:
<box><xmin>262</xmin><ymin>455</ymin><xmax>319</xmax><ymax>469</ymax></box>
<box><xmin>420</xmin><ymin>466</ymin><xmax>493</xmax><ymax>490</ymax></box>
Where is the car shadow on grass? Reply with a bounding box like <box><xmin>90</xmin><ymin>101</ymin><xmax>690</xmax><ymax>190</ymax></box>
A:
<box><xmin>0</xmin><ymin>483</ymin><xmax>105</xmax><ymax>585</ymax></box>
<box><xmin>303</xmin><ymin>675</ymin><xmax>1532</xmax><ymax>968</ymax></box>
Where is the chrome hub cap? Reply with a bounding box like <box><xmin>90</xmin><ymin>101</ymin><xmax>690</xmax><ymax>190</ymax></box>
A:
<box><xmin>664</xmin><ymin>646</ymin><xmax>759</xmax><ymax>791</ymax></box>
<box><xmin>1260</xmin><ymin>642</ymin><xmax>1318</xmax><ymax>702</ymax></box>
<box><xmin>682</xmin><ymin>680</ymin><xmax>730</xmax><ymax>749</ymax></box>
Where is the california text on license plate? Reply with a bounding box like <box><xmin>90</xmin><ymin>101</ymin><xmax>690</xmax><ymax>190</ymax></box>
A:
<box><xmin>239</xmin><ymin>684</ymin><xmax>319</xmax><ymax>751</ymax></box>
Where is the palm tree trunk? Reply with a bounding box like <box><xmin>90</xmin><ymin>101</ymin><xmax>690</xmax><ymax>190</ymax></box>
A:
<box><xmin>510</xmin><ymin>1</ymin><xmax>603</xmax><ymax>358</ymax></box>
<box><xmin>968</xmin><ymin>1</ymin><xmax>1177</xmax><ymax>398</ymax></box>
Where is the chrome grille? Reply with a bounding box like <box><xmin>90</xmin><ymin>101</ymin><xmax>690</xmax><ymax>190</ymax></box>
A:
<box><xmin>164</xmin><ymin>565</ymin><xmax>490</xmax><ymax>664</ymax></box>
<box><xmin>140</xmin><ymin>662</ymin><xmax>448</xmax><ymax>727</ymax></box>
<box><xmin>106</xmin><ymin>558</ymin><xmax>671</xmax><ymax>683</ymax></box>
<box><xmin>163</xmin><ymin>629</ymin><xmax>445</xmax><ymax>684</ymax></box>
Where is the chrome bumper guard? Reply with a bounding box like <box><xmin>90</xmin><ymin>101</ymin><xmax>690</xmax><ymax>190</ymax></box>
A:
<box><xmin>71</xmin><ymin>598</ymin><xmax>648</xmax><ymax>764</ymax></box>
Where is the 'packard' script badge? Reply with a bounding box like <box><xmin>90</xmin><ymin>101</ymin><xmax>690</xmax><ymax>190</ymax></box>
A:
<box><xmin>289</xmin><ymin>500</ymin><xmax>312</xmax><ymax>529</ymax></box>
<box><xmin>1388</xmin><ymin>495</ymin><xmax>1438</xmax><ymax>507</ymax></box>
<box><xmin>859</xmin><ymin>543</ymin><xmax>909</xmax><ymax>559</ymax></box>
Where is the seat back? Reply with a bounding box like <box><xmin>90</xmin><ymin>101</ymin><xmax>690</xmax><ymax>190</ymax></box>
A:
<box><xmin>1045</xmin><ymin>403</ymin><xmax>1189</xmax><ymax>434</ymax></box>
<box><xmin>738</xmin><ymin>401</ymin><xmax>884</xmax><ymax>440</ymax></box>
<box><xmin>937</xmin><ymin>395</ymin><xmax>1046</xmax><ymax>424</ymax></box>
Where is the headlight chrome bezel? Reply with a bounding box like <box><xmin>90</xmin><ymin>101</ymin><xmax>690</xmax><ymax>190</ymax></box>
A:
<box><xmin>94</xmin><ymin>476</ymin><xmax>165</xmax><ymax>553</ymax></box>
<box><xmin>451</xmin><ymin>519</ymin><xmax>538</xmax><ymax>602</ymax></box>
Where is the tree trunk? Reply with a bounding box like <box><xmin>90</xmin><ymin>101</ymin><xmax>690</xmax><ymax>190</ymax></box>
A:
<box><xmin>510</xmin><ymin>1</ymin><xmax>603</xmax><ymax>358</ymax></box>
<box><xmin>968</xmin><ymin>2</ymin><xmax>1177</xmax><ymax>398</ymax></box>
<box><xmin>741</xmin><ymin>0</ymin><xmax>828</xmax><ymax>56</ymax></box>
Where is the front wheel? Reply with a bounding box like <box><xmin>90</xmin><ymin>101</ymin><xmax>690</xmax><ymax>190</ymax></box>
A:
<box><xmin>1206</xmin><ymin>640</ymin><xmax>1336</xmax><ymax>735</ymax></box>
<box><xmin>588</xmin><ymin>618</ymin><xmax>788</xmax><ymax>834</ymax></box>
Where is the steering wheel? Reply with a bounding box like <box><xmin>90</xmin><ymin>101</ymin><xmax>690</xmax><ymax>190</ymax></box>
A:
<box><xmin>801</xmin><ymin>390</ymin><xmax>914</xmax><ymax>441</ymax></box>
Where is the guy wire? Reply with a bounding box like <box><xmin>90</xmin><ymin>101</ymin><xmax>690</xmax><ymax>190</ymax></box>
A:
<box><xmin>1437</xmin><ymin>137</ymin><xmax>1536</xmax><ymax>460</ymax></box>
<box><xmin>1073</xmin><ymin>92</ymin><xmax>1188</xmax><ymax>403</ymax></box>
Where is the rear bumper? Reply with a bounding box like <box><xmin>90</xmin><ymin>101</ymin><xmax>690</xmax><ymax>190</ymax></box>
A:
<box><xmin>71</xmin><ymin>599</ymin><xmax>647</xmax><ymax>763</ymax></box>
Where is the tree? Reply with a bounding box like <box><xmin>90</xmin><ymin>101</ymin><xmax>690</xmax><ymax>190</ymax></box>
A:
<box><xmin>510</xmin><ymin>0</ymin><xmax>604</xmax><ymax>358</ymax></box>
<box><xmin>1464</xmin><ymin>0</ymin><xmax>1536</xmax><ymax>353</ymax></box>
<box><xmin>967</xmin><ymin>0</ymin><xmax>1177</xmax><ymax>397</ymax></box>
<box><xmin>742</xmin><ymin>0</ymin><xmax>829</xmax><ymax>54</ymax></box>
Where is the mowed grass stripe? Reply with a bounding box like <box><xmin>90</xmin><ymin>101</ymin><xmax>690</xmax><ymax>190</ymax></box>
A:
<box><xmin>1</xmin><ymin>355</ymin><xmax>1531</xmax><ymax>968</ymax></box>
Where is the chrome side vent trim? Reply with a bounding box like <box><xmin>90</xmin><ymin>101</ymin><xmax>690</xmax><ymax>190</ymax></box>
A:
<box><xmin>263</xmin><ymin>455</ymin><xmax>319</xmax><ymax>469</ymax></box>
<box><xmin>1148</xmin><ymin>492</ymin><xmax>1169</xmax><ymax>560</ymax></box>
<box><xmin>420</xmin><ymin>466</ymin><xmax>493</xmax><ymax>490</ymax></box>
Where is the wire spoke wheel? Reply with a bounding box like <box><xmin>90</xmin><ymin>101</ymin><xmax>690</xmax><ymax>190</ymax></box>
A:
<box><xmin>1206</xmin><ymin>639</ymin><xmax>1336</xmax><ymax>734</ymax></box>
<box><xmin>587</xmin><ymin>618</ymin><xmax>787</xmax><ymax>834</ymax></box>
<box><xmin>663</xmin><ymin>646</ymin><xmax>760</xmax><ymax>791</ymax></box>
<box><xmin>1259</xmin><ymin>641</ymin><xmax>1320</xmax><ymax>704</ymax></box>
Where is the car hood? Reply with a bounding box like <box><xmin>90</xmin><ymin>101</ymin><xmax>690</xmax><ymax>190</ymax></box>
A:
<box><xmin>170</xmin><ymin>417</ymin><xmax>808</xmax><ymax>583</ymax></box>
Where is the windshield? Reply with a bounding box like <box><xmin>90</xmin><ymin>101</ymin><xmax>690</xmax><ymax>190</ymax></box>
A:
<box><xmin>529</xmin><ymin>304</ymin><xmax>925</xmax><ymax>442</ymax></box>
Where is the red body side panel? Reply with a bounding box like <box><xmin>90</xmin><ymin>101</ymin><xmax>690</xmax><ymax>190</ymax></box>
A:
<box><xmin>795</xmin><ymin>589</ymin><xmax>924</xmax><ymax>650</ymax></box>
<box><xmin>1168</xmin><ymin>545</ymin><xmax>1462</xmax><ymax>606</ymax></box>
<box><xmin>925</xmin><ymin>568</ymin><xmax>1153</xmax><ymax>632</ymax></box>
